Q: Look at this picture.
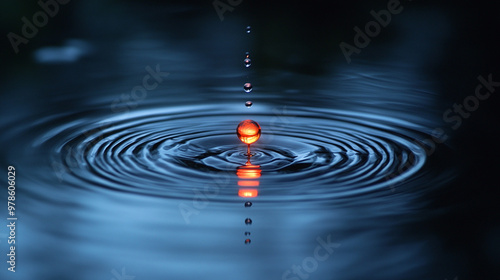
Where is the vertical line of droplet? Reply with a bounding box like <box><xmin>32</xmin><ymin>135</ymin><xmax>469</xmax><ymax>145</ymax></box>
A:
<box><xmin>244</xmin><ymin>26</ymin><xmax>253</xmax><ymax>108</ymax></box>
<box><xmin>244</xmin><ymin>25</ymin><xmax>252</xmax><ymax>245</ymax></box>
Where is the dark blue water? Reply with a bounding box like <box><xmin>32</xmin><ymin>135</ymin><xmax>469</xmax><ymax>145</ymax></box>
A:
<box><xmin>1</xmin><ymin>1</ymin><xmax>499</xmax><ymax>279</ymax></box>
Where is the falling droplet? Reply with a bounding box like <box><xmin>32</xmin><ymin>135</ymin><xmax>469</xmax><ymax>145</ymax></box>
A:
<box><xmin>243</xmin><ymin>83</ymin><xmax>253</xmax><ymax>93</ymax></box>
<box><xmin>245</xmin><ymin>239</ymin><xmax>251</xmax><ymax>244</ymax></box>
<box><xmin>244</xmin><ymin>58</ymin><xmax>252</xmax><ymax>67</ymax></box>
<box><xmin>246</xmin><ymin>26</ymin><xmax>251</xmax><ymax>34</ymax></box>
<box><xmin>245</xmin><ymin>101</ymin><xmax>253</xmax><ymax>108</ymax></box>
<box><xmin>245</xmin><ymin>201</ymin><xmax>252</xmax><ymax>207</ymax></box>
<box><xmin>245</xmin><ymin>218</ymin><xmax>252</xmax><ymax>225</ymax></box>
<box><xmin>245</xmin><ymin>232</ymin><xmax>251</xmax><ymax>236</ymax></box>
<box><xmin>237</xmin><ymin>120</ymin><xmax>261</xmax><ymax>144</ymax></box>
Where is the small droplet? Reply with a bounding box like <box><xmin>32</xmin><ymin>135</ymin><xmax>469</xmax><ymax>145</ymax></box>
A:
<box><xmin>245</xmin><ymin>232</ymin><xmax>251</xmax><ymax>236</ymax></box>
<box><xmin>245</xmin><ymin>201</ymin><xmax>252</xmax><ymax>207</ymax></box>
<box><xmin>245</xmin><ymin>101</ymin><xmax>253</xmax><ymax>108</ymax></box>
<box><xmin>243</xmin><ymin>83</ymin><xmax>253</xmax><ymax>93</ymax></box>
<box><xmin>245</xmin><ymin>239</ymin><xmax>251</xmax><ymax>244</ymax></box>
<box><xmin>237</xmin><ymin>120</ymin><xmax>261</xmax><ymax>144</ymax></box>
<box><xmin>244</xmin><ymin>58</ymin><xmax>251</xmax><ymax>67</ymax></box>
<box><xmin>246</xmin><ymin>26</ymin><xmax>251</xmax><ymax>34</ymax></box>
<box><xmin>245</xmin><ymin>218</ymin><xmax>252</xmax><ymax>225</ymax></box>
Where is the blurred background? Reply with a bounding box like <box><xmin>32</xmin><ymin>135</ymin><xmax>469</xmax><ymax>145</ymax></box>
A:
<box><xmin>0</xmin><ymin>0</ymin><xmax>499</xmax><ymax>279</ymax></box>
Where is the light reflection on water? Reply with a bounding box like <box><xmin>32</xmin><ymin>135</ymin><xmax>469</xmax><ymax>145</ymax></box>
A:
<box><xmin>0</xmin><ymin>2</ymin><xmax>470</xmax><ymax>280</ymax></box>
<box><xmin>0</xmin><ymin>100</ymin><xmax>455</xmax><ymax>280</ymax></box>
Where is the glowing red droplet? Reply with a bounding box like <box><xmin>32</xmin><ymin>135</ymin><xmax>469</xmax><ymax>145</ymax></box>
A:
<box><xmin>237</xmin><ymin>120</ymin><xmax>261</xmax><ymax>145</ymax></box>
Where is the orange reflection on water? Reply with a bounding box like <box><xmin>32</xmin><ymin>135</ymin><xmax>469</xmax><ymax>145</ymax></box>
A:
<box><xmin>237</xmin><ymin>157</ymin><xmax>261</xmax><ymax>197</ymax></box>
<box><xmin>236</xmin><ymin>164</ymin><xmax>262</xmax><ymax>179</ymax></box>
<box><xmin>238</xmin><ymin>189</ymin><xmax>258</xmax><ymax>198</ymax></box>
<box><xmin>238</xmin><ymin>181</ymin><xmax>260</xmax><ymax>187</ymax></box>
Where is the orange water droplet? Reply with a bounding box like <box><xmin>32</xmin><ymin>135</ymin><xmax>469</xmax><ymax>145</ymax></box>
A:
<box><xmin>237</xmin><ymin>120</ymin><xmax>261</xmax><ymax>145</ymax></box>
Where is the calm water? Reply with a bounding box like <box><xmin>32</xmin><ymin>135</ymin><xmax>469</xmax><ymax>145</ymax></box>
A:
<box><xmin>1</xmin><ymin>1</ymin><xmax>499</xmax><ymax>280</ymax></box>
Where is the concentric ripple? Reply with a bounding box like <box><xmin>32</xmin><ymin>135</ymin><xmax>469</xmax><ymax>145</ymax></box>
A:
<box><xmin>42</xmin><ymin>105</ymin><xmax>435</xmax><ymax>202</ymax></box>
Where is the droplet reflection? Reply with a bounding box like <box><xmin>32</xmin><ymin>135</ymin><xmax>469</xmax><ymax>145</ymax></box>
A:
<box><xmin>238</xmin><ymin>189</ymin><xmax>258</xmax><ymax>197</ymax></box>
<box><xmin>244</xmin><ymin>58</ymin><xmax>251</xmax><ymax>67</ymax></box>
<box><xmin>243</xmin><ymin>83</ymin><xmax>253</xmax><ymax>93</ymax></box>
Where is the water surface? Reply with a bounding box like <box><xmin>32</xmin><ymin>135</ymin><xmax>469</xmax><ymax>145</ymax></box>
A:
<box><xmin>1</xmin><ymin>1</ymin><xmax>499</xmax><ymax>279</ymax></box>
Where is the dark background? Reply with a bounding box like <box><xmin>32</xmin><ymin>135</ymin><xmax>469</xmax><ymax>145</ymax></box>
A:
<box><xmin>1</xmin><ymin>0</ymin><xmax>499</xmax><ymax>279</ymax></box>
